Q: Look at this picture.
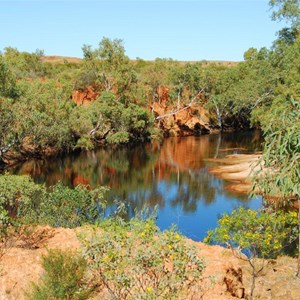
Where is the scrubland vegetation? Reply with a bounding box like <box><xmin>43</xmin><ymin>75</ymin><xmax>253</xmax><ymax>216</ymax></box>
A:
<box><xmin>0</xmin><ymin>0</ymin><xmax>300</xmax><ymax>299</ymax></box>
<box><xmin>0</xmin><ymin>1</ymin><xmax>298</xmax><ymax>165</ymax></box>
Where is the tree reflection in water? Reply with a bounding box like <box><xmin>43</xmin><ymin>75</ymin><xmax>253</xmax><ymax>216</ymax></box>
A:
<box><xmin>10</xmin><ymin>131</ymin><xmax>262</xmax><ymax>240</ymax></box>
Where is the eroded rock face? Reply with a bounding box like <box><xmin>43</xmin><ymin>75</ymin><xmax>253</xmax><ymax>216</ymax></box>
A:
<box><xmin>224</xmin><ymin>267</ymin><xmax>245</xmax><ymax>298</ymax></box>
<box><xmin>153</xmin><ymin>100</ymin><xmax>211</xmax><ymax>136</ymax></box>
<box><xmin>72</xmin><ymin>86</ymin><xmax>98</xmax><ymax>106</ymax></box>
<box><xmin>71</xmin><ymin>85</ymin><xmax>212</xmax><ymax>136</ymax></box>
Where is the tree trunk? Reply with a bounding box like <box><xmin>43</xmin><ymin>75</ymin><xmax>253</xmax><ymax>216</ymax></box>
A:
<box><xmin>249</xmin><ymin>260</ymin><xmax>256</xmax><ymax>300</ymax></box>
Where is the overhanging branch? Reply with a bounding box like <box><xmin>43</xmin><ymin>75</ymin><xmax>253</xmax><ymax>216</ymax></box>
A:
<box><xmin>155</xmin><ymin>89</ymin><xmax>204</xmax><ymax>120</ymax></box>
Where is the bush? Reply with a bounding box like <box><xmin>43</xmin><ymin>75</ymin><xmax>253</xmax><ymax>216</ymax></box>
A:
<box><xmin>204</xmin><ymin>207</ymin><xmax>298</xmax><ymax>299</ymax></box>
<box><xmin>81</xmin><ymin>217</ymin><xmax>206</xmax><ymax>299</ymax></box>
<box><xmin>0</xmin><ymin>174</ymin><xmax>45</xmax><ymax>227</ymax></box>
<box><xmin>39</xmin><ymin>182</ymin><xmax>109</xmax><ymax>228</ymax></box>
<box><xmin>27</xmin><ymin>249</ymin><xmax>93</xmax><ymax>300</ymax></box>
<box><xmin>0</xmin><ymin>174</ymin><xmax>110</xmax><ymax>229</ymax></box>
<box><xmin>204</xmin><ymin>207</ymin><xmax>298</xmax><ymax>258</ymax></box>
<box><xmin>106</xmin><ymin>131</ymin><xmax>129</xmax><ymax>144</ymax></box>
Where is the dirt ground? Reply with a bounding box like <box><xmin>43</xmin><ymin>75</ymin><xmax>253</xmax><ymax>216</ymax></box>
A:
<box><xmin>0</xmin><ymin>226</ymin><xmax>299</xmax><ymax>300</ymax></box>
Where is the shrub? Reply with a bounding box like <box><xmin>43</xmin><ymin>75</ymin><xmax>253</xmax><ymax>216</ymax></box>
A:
<box><xmin>39</xmin><ymin>182</ymin><xmax>109</xmax><ymax>228</ymax></box>
<box><xmin>81</xmin><ymin>217</ymin><xmax>206</xmax><ymax>299</ymax></box>
<box><xmin>27</xmin><ymin>249</ymin><xmax>94</xmax><ymax>300</ymax></box>
<box><xmin>0</xmin><ymin>174</ymin><xmax>46</xmax><ymax>260</ymax></box>
<box><xmin>106</xmin><ymin>131</ymin><xmax>129</xmax><ymax>144</ymax></box>
<box><xmin>204</xmin><ymin>207</ymin><xmax>298</xmax><ymax>299</ymax></box>
<box><xmin>0</xmin><ymin>174</ymin><xmax>109</xmax><ymax>229</ymax></box>
<box><xmin>0</xmin><ymin>174</ymin><xmax>45</xmax><ymax>226</ymax></box>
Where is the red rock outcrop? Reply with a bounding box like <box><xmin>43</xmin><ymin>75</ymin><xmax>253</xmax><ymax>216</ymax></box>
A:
<box><xmin>153</xmin><ymin>99</ymin><xmax>211</xmax><ymax>136</ymax></box>
<box><xmin>71</xmin><ymin>85</ymin><xmax>212</xmax><ymax>136</ymax></box>
<box><xmin>72</xmin><ymin>86</ymin><xmax>98</xmax><ymax>106</ymax></box>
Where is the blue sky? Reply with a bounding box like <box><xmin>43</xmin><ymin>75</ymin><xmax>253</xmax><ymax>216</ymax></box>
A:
<box><xmin>0</xmin><ymin>0</ymin><xmax>283</xmax><ymax>61</ymax></box>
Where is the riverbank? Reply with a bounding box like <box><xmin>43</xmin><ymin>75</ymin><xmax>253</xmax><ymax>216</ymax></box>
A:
<box><xmin>2</xmin><ymin>134</ymin><xmax>262</xmax><ymax>242</ymax></box>
<box><xmin>0</xmin><ymin>226</ymin><xmax>299</xmax><ymax>300</ymax></box>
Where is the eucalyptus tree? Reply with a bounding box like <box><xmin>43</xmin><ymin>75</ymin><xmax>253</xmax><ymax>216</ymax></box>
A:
<box><xmin>142</xmin><ymin>58</ymin><xmax>172</xmax><ymax>106</ymax></box>
<box><xmin>204</xmin><ymin>52</ymin><xmax>276</xmax><ymax>130</ymax></box>
<box><xmin>9</xmin><ymin>80</ymin><xmax>76</xmax><ymax>155</ymax></box>
<box><xmin>169</xmin><ymin>62</ymin><xmax>204</xmax><ymax>109</ymax></box>
<box><xmin>1</xmin><ymin>47</ymin><xmax>45</xmax><ymax>79</ymax></box>
<box><xmin>254</xmin><ymin>0</ymin><xmax>300</xmax><ymax>275</ymax></box>
<box><xmin>80</xmin><ymin>37</ymin><xmax>138</xmax><ymax>104</ymax></box>
<box><xmin>203</xmin><ymin>64</ymin><xmax>239</xmax><ymax>129</ymax></box>
<box><xmin>0</xmin><ymin>101</ymin><xmax>17</xmax><ymax>162</ymax></box>
<box><xmin>270</xmin><ymin>0</ymin><xmax>300</xmax><ymax>27</ymax></box>
<box><xmin>0</xmin><ymin>56</ymin><xmax>19</xmax><ymax>98</ymax></box>
<box><xmin>0</xmin><ymin>57</ymin><xmax>20</xmax><ymax>161</ymax></box>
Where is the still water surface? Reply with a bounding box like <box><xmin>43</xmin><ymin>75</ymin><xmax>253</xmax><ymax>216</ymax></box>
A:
<box><xmin>11</xmin><ymin>131</ymin><xmax>262</xmax><ymax>241</ymax></box>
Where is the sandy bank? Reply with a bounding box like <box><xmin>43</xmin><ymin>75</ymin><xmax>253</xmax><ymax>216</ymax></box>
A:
<box><xmin>207</xmin><ymin>154</ymin><xmax>263</xmax><ymax>194</ymax></box>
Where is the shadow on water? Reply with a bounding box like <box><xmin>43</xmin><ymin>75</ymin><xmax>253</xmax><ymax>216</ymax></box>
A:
<box><xmin>9</xmin><ymin>131</ymin><xmax>263</xmax><ymax>241</ymax></box>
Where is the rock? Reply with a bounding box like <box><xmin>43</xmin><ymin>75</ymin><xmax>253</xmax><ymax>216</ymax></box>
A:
<box><xmin>270</xmin><ymin>279</ymin><xmax>300</xmax><ymax>299</ymax></box>
<box><xmin>72</xmin><ymin>86</ymin><xmax>98</xmax><ymax>106</ymax></box>
<box><xmin>71</xmin><ymin>84</ymin><xmax>212</xmax><ymax>136</ymax></box>
<box><xmin>224</xmin><ymin>267</ymin><xmax>245</xmax><ymax>298</ymax></box>
<box><xmin>153</xmin><ymin>99</ymin><xmax>211</xmax><ymax>136</ymax></box>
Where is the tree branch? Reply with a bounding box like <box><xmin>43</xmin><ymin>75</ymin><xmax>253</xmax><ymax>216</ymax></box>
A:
<box><xmin>155</xmin><ymin>89</ymin><xmax>204</xmax><ymax>120</ymax></box>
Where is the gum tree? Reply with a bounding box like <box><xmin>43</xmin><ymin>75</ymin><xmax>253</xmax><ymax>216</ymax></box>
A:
<box><xmin>253</xmin><ymin>0</ymin><xmax>300</xmax><ymax>275</ymax></box>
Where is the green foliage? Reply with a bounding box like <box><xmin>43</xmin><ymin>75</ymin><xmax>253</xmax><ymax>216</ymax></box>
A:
<box><xmin>80</xmin><ymin>37</ymin><xmax>133</xmax><ymax>97</ymax></box>
<box><xmin>0</xmin><ymin>174</ymin><xmax>45</xmax><ymax>227</ymax></box>
<box><xmin>252</xmin><ymin>16</ymin><xmax>300</xmax><ymax>202</ymax></box>
<box><xmin>0</xmin><ymin>174</ymin><xmax>45</xmax><ymax>260</ymax></box>
<box><xmin>0</xmin><ymin>99</ymin><xmax>17</xmax><ymax>158</ymax></box>
<box><xmin>2</xmin><ymin>47</ymin><xmax>46</xmax><ymax>79</ymax></box>
<box><xmin>106</xmin><ymin>131</ymin><xmax>129</xmax><ymax>144</ymax></box>
<box><xmin>203</xmin><ymin>64</ymin><xmax>243</xmax><ymax>129</ymax></box>
<box><xmin>97</xmin><ymin>92</ymin><xmax>154</xmax><ymax>144</ymax></box>
<box><xmin>75</xmin><ymin>135</ymin><xmax>95</xmax><ymax>150</ymax></box>
<box><xmin>142</xmin><ymin>58</ymin><xmax>171</xmax><ymax>104</ymax></box>
<box><xmin>27</xmin><ymin>249</ymin><xmax>93</xmax><ymax>300</ymax></box>
<box><xmin>205</xmin><ymin>207</ymin><xmax>298</xmax><ymax>298</ymax></box>
<box><xmin>0</xmin><ymin>173</ymin><xmax>109</xmax><ymax>229</ymax></box>
<box><xmin>255</xmin><ymin>98</ymin><xmax>300</xmax><ymax>201</ymax></box>
<box><xmin>243</xmin><ymin>47</ymin><xmax>259</xmax><ymax>61</ymax></box>
<box><xmin>0</xmin><ymin>78</ymin><xmax>77</xmax><ymax>160</ymax></box>
<box><xmin>74</xmin><ymin>70</ymin><xmax>98</xmax><ymax>90</ymax></box>
<box><xmin>39</xmin><ymin>183</ymin><xmax>109</xmax><ymax>228</ymax></box>
<box><xmin>15</xmin><ymin>80</ymin><xmax>75</xmax><ymax>151</ymax></box>
<box><xmin>205</xmin><ymin>207</ymin><xmax>298</xmax><ymax>258</ymax></box>
<box><xmin>169</xmin><ymin>62</ymin><xmax>204</xmax><ymax>106</ymax></box>
<box><xmin>0</xmin><ymin>56</ymin><xmax>19</xmax><ymax>98</ymax></box>
<box><xmin>98</xmin><ymin>37</ymin><xmax>129</xmax><ymax>67</ymax></box>
<box><xmin>82</xmin><ymin>44</ymin><xmax>97</xmax><ymax>61</ymax></box>
<box><xmin>269</xmin><ymin>0</ymin><xmax>300</xmax><ymax>27</ymax></box>
<box><xmin>81</xmin><ymin>217</ymin><xmax>206</xmax><ymax>299</ymax></box>
<box><xmin>69</xmin><ymin>98</ymin><xmax>105</xmax><ymax>147</ymax></box>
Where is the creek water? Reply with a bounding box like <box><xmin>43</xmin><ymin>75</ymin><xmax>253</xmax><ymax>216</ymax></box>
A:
<box><xmin>11</xmin><ymin>131</ymin><xmax>263</xmax><ymax>241</ymax></box>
